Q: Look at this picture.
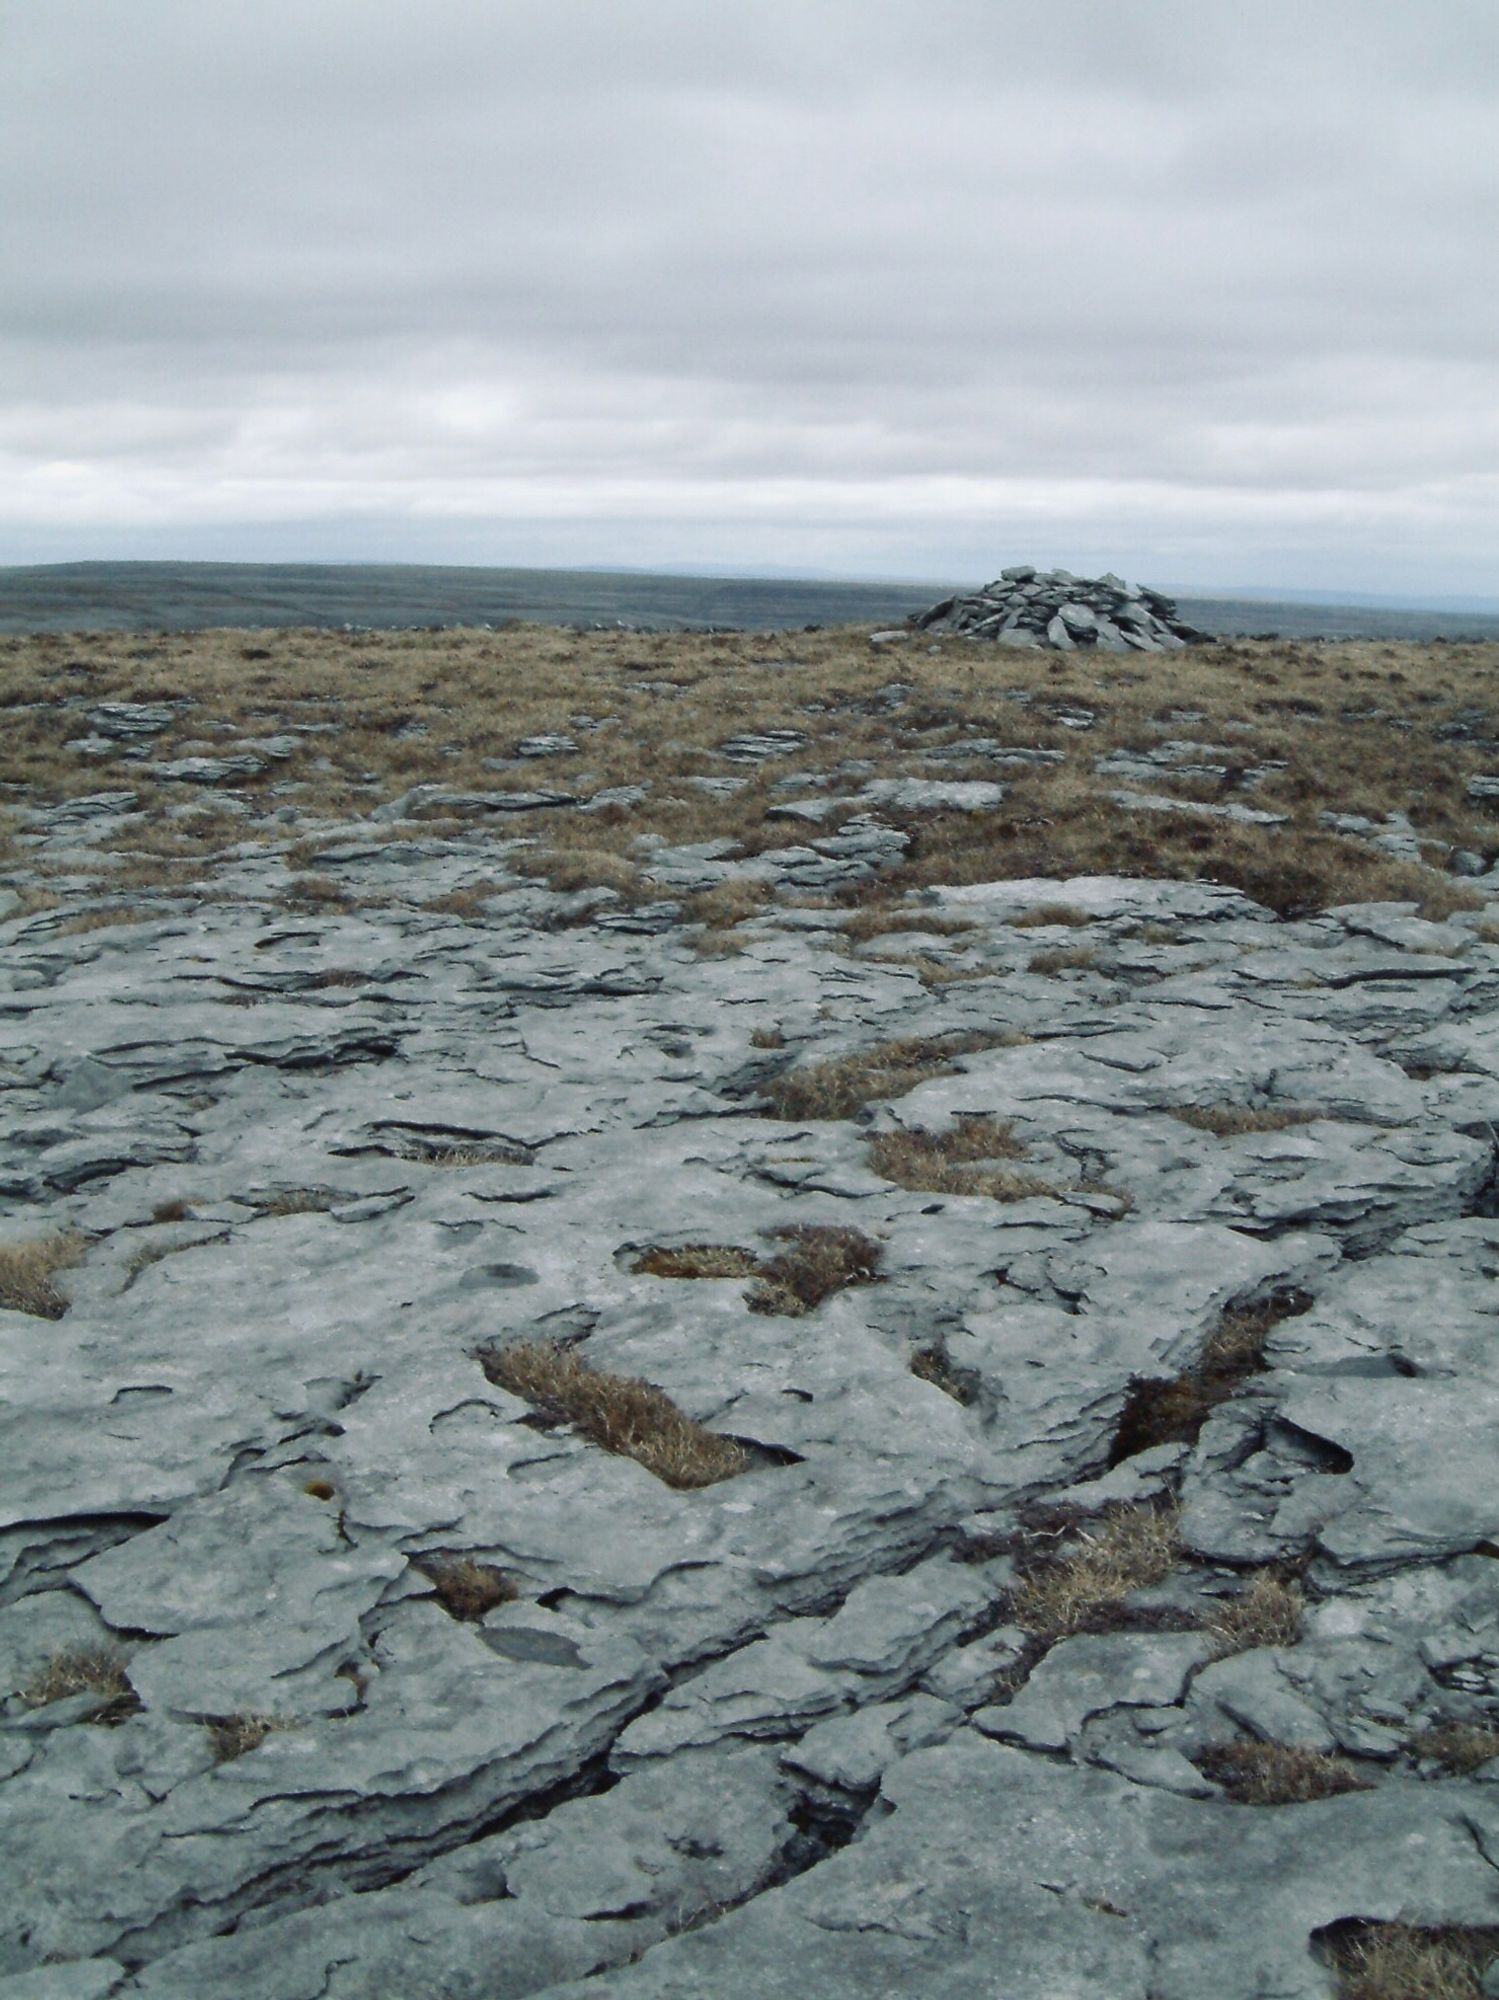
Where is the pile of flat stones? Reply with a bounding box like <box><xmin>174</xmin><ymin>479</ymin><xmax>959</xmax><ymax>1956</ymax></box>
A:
<box><xmin>914</xmin><ymin>565</ymin><xmax>1210</xmax><ymax>653</ymax></box>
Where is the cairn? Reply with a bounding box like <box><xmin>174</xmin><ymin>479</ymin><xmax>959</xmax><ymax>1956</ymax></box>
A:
<box><xmin>913</xmin><ymin>565</ymin><xmax>1209</xmax><ymax>652</ymax></box>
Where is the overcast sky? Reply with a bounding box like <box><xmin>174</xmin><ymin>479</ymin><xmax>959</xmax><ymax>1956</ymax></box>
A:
<box><xmin>2</xmin><ymin>0</ymin><xmax>1496</xmax><ymax>596</ymax></box>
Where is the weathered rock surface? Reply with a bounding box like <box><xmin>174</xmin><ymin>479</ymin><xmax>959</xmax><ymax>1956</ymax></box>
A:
<box><xmin>915</xmin><ymin>565</ymin><xmax>1211</xmax><ymax>651</ymax></box>
<box><xmin>5</xmin><ymin>822</ymin><xmax>1499</xmax><ymax>1995</ymax></box>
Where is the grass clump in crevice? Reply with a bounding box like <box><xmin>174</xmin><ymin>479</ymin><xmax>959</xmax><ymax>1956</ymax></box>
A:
<box><xmin>22</xmin><ymin>1648</ymin><xmax>138</xmax><ymax>1721</ymax></box>
<box><xmin>1169</xmin><ymin>1104</ymin><xmax>1318</xmax><ymax>1138</ymax></box>
<box><xmin>1009</xmin><ymin>1503</ymin><xmax>1182</xmax><ymax>1641</ymax></box>
<box><xmin>477</xmin><ymin>1341</ymin><xmax>752</xmax><ymax>1489</ymax></box>
<box><xmin>0</xmin><ymin>1232</ymin><xmax>88</xmax><ymax>1319</ymax></box>
<box><xmin>867</xmin><ymin>1117</ymin><xmax>1062</xmax><ymax>1203</ymax></box>
<box><xmin>1320</xmin><ymin>1921</ymin><xmax>1499</xmax><ymax>2000</ymax></box>
<box><xmin>910</xmin><ymin>1344</ymin><xmax>974</xmax><ymax>1403</ymax></box>
<box><xmin>762</xmin><ymin>1033</ymin><xmax>1015</xmax><ymax>1122</ymax></box>
<box><xmin>1195</xmin><ymin>1739</ymin><xmax>1372</xmax><ymax>1805</ymax></box>
<box><xmin>252</xmin><ymin>1188</ymin><xmax>340</xmax><ymax>1217</ymax></box>
<box><xmin>746</xmin><ymin>1224</ymin><xmax>883</xmax><ymax>1317</ymax></box>
<box><xmin>1108</xmin><ymin>1288</ymin><xmax>1313</xmax><ymax>1464</ymax></box>
<box><xmin>206</xmin><ymin>1713</ymin><xmax>297</xmax><ymax>1762</ymax></box>
<box><xmin>839</xmin><ymin>905</ymin><xmax>978</xmax><ymax>945</ymax></box>
<box><xmin>633</xmin><ymin>1244</ymin><xmax>762</xmax><ymax>1280</ymax></box>
<box><xmin>1026</xmin><ymin>945</ymin><xmax>1098</xmax><ymax>975</ymax></box>
<box><xmin>1008</xmin><ymin>903</ymin><xmax>1093</xmax><ymax>929</ymax></box>
<box><xmin>1407</xmin><ymin>1721</ymin><xmax>1499</xmax><ymax>1775</ymax></box>
<box><xmin>418</xmin><ymin>1556</ymin><xmax>520</xmax><ymax>1622</ymax></box>
<box><xmin>1209</xmin><ymin>1571</ymin><xmax>1305</xmax><ymax>1656</ymax></box>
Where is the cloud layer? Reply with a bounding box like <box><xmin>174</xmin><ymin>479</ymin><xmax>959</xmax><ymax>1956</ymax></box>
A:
<box><xmin>3</xmin><ymin>0</ymin><xmax>1496</xmax><ymax>591</ymax></box>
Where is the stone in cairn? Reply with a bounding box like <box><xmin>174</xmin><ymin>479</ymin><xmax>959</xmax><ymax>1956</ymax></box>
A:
<box><xmin>913</xmin><ymin>565</ymin><xmax>1210</xmax><ymax>653</ymax></box>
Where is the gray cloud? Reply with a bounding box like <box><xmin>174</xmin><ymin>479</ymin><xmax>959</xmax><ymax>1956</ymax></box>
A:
<box><xmin>2</xmin><ymin>0</ymin><xmax>1496</xmax><ymax>591</ymax></box>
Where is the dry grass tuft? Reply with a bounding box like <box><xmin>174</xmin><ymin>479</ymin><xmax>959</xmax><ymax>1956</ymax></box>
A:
<box><xmin>683</xmin><ymin>879</ymin><xmax>770</xmax><ymax>930</ymax></box>
<box><xmin>750</xmin><ymin>1027</ymin><xmax>785</xmax><ymax>1049</ymax></box>
<box><xmin>0</xmin><ymin>1232</ymin><xmax>88</xmax><ymax>1318</ymax></box>
<box><xmin>747</xmin><ymin>1224</ymin><xmax>883</xmax><ymax>1317</ymax></box>
<box><xmin>840</xmin><ymin>904</ymin><xmax>978</xmax><ymax>944</ymax></box>
<box><xmin>22</xmin><ymin>1648</ymin><xmax>137</xmax><ymax>1719</ymax></box>
<box><xmin>1408</xmin><ymin>1721</ymin><xmax>1499</xmax><ymax>1775</ymax></box>
<box><xmin>1196</xmin><ymin>1739</ymin><xmax>1372</xmax><ymax>1805</ymax></box>
<box><xmin>1109</xmin><ymin>1289</ymin><xmax>1312</xmax><ymax>1463</ymax></box>
<box><xmin>762</xmin><ymin>1033</ymin><xmax>1012</xmax><ymax>1122</ymax></box>
<box><xmin>1323</xmin><ymin>1922</ymin><xmax>1499</xmax><ymax>2000</ymax></box>
<box><xmin>633</xmin><ymin>1244</ymin><xmax>761</xmax><ymax>1280</ymax></box>
<box><xmin>419</xmin><ymin>1556</ymin><xmax>520</xmax><ymax>1622</ymax></box>
<box><xmin>1027</xmin><ymin>945</ymin><xmax>1098</xmax><ymax>974</ymax></box>
<box><xmin>1011</xmin><ymin>1504</ymin><xmax>1181</xmax><ymax>1640</ymax></box>
<box><xmin>477</xmin><ymin>1341</ymin><xmax>752</xmax><ymax>1489</ymax></box>
<box><xmin>254</xmin><ymin>1189</ymin><xmax>338</xmax><ymax>1217</ymax></box>
<box><xmin>421</xmin><ymin>882</ymin><xmax>499</xmax><ymax>918</ymax></box>
<box><xmin>1009</xmin><ymin>903</ymin><xmax>1093</xmax><ymax>929</ymax></box>
<box><xmin>692</xmin><ymin>928</ymin><xmax>749</xmax><ymax>956</ymax></box>
<box><xmin>1210</xmin><ymin>1572</ymin><xmax>1305</xmax><ymax>1656</ymax></box>
<box><xmin>206</xmin><ymin>1713</ymin><xmax>296</xmax><ymax>1762</ymax></box>
<box><xmin>53</xmin><ymin>906</ymin><xmax>151</xmax><ymax>937</ymax></box>
<box><xmin>868</xmin><ymin>1117</ymin><xmax>1061</xmax><ymax>1203</ymax></box>
<box><xmin>1170</xmin><ymin>1104</ymin><xmax>1317</xmax><ymax>1137</ymax></box>
<box><xmin>513</xmin><ymin>846</ymin><xmax>642</xmax><ymax>899</ymax></box>
<box><xmin>280</xmin><ymin>873</ymin><xmax>351</xmax><ymax>908</ymax></box>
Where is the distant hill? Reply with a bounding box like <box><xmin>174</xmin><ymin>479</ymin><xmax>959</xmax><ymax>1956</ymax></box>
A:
<box><xmin>2</xmin><ymin>560</ymin><xmax>1497</xmax><ymax>642</ymax></box>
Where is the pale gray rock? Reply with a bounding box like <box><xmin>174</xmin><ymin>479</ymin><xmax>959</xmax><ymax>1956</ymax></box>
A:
<box><xmin>385</xmin><ymin>785</ymin><xmax>579</xmax><ymax>819</ymax></box>
<box><xmin>89</xmin><ymin>703</ymin><xmax>179</xmax><ymax>740</ymax></box>
<box><xmin>539</xmin><ymin>1741</ymin><xmax>1499</xmax><ymax>1999</ymax></box>
<box><xmin>976</xmin><ymin>1631</ymin><xmax>1210</xmax><ymax>1753</ymax></box>
<box><xmin>1189</xmin><ymin>1650</ymin><xmax>1338</xmax><ymax>1751</ymax></box>
<box><xmin>152</xmin><ymin>755</ymin><xmax>263</xmax><ymax>784</ymax></box>
<box><xmin>857</xmin><ymin>777</ymin><xmax>1004</xmax><ymax>813</ymax></box>
<box><xmin>5</xmin><ymin>840</ymin><xmax>1499</xmax><ymax>1992</ymax></box>
<box><xmin>1112</xmin><ymin>787</ymin><xmax>1289</xmax><ymax>827</ymax></box>
<box><xmin>0</xmin><ymin>1966</ymin><xmax>128</xmax><ymax>1998</ymax></box>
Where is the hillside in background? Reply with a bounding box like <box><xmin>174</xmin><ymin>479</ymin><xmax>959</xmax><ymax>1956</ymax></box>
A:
<box><xmin>3</xmin><ymin>559</ymin><xmax>1498</xmax><ymax>641</ymax></box>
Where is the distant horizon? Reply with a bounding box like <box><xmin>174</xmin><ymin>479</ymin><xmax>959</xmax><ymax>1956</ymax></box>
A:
<box><xmin>6</xmin><ymin>8</ymin><xmax>1495</xmax><ymax>620</ymax></box>
<box><xmin>3</xmin><ymin>552</ymin><xmax>1495</xmax><ymax>619</ymax></box>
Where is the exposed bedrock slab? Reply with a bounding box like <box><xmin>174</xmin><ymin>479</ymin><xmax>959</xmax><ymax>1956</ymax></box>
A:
<box><xmin>7</xmin><ymin>853</ymin><xmax>1499</xmax><ymax>1990</ymax></box>
<box><xmin>538</xmin><ymin>1740</ymin><xmax>1499</xmax><ymax>2000</ymax></box>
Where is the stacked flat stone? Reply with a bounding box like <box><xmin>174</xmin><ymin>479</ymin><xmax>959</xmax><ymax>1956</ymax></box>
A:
<box><xmin>914</xmin><ymin>564</ymin><xmax>1209</xmax><ymax>653</ymax></box>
